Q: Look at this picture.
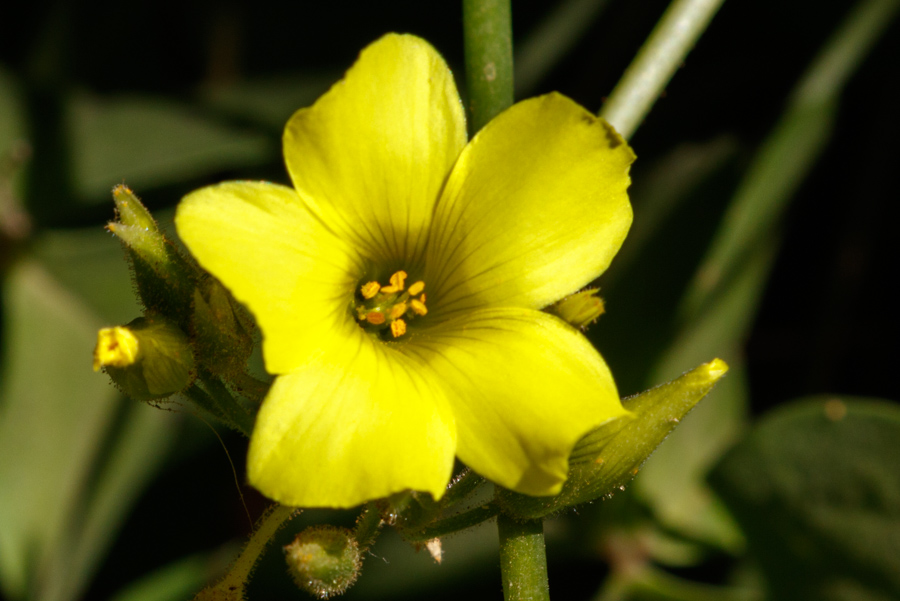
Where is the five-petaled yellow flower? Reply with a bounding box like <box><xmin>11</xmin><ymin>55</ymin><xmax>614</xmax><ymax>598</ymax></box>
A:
<box><xmin>175</xmin><ymin>34</ymin><xmax>635</xmax><ymax>508</ymax></box>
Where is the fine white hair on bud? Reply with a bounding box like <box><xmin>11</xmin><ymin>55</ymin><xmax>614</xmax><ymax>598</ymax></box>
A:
<box><xmin>284</xmin><ymin>526</ymin><xmax>362</xmax><ymax>599</ymax></box>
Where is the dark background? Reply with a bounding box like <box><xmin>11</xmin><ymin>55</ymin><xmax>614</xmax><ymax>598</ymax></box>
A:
<box><xmin>1</xmin><ymin>1</ymin><xmax>897</xmax><ymax>599</ymax></box>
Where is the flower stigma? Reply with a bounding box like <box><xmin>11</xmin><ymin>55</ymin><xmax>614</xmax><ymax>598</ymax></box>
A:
<box><xmin>354</xmin><ymin>270</ymin><xmax>428</xmax><ymax>339</ymax></box>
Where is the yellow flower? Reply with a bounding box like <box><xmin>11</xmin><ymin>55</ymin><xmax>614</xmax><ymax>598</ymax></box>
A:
<box><xmin>175</xmin><ymin>34</ymin><xmax>634</xmax><ymax>508</ymax></box>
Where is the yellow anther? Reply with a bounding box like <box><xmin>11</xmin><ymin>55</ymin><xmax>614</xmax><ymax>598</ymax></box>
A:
<box><xmin>360</xmin><ymin>281</ymin><xmax>381</xmax><ymax>299</ymax></box>
<box><xmin>407</xmin><ymin>281</ymin><xmax>425</xmax><ymax>296</ymax></box>
<box><xmin>419</xmin><ymin>293</ymin><xmax>426</xmax><ymax>303</ymax></box>
<box><xmin>410</xmin><ymin>298</ymin><xmax>428</xmax><ymax>316</ymax></box>
<box><xmin>365</xmin><ymin>311</ymin><xmax>385</xmax><ymax>325</ymax></box>
<box><xmin>380</xmin><ymin>270</ymin><xmax>407</xmax><ymax>294</ymax></box>
<box><xmin>389</xmin><ymin>302</ymin><xmax>407</xmax><ymax>320</ymax></box>
<box><xmin>390</xmin><ymin>319</ymin><xmax>407</xmax><ymax>338</ymax></box>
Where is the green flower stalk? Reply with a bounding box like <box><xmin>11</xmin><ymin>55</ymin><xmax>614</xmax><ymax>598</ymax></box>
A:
<box><xmin>175</xmin><ymin>34</ymin><xmax>635</xmax><ymax>508</ymax></box>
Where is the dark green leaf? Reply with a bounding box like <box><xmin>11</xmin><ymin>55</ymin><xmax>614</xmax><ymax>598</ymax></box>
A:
<box><xmin>709</xmin><ymin>397</ymin><xmax>900</xmax><ymax>601</ymax></box>
<box><xmin>67</xmin><ymin>93</ymin><xmax>274</xmax><ymax>201</ymax></box>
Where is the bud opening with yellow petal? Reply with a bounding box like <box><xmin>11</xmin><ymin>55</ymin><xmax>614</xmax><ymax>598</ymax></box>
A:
<box><xmin>94</xmin><ymin>315</ymin><xmax>196</xmax><ymax>402</ymax></box>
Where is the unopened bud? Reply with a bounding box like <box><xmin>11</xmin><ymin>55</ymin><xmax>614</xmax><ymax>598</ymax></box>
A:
<box><xmin>94</xmin><ymin>315</ymin><xmax>196</xmax><ymax>401</ymax></box>
<box><xmin>107</xmin><ymin>186</ymin><xmax>196</xmax><ymax>318</ymax></box>
<box><xmin>191</xmin><ymin>276</ymin><xmax>254</xmax><ymax>378</ymax></box>
<box><xmin>548</xmin><ymin>288</ymin><xmax>605</xmax><ymax>329</ymax></box>
<box><xmin>112</xmin><ymin>184</ymin><xmax>157</xmax><ymax>231</ymax></box>
<box><xmin>285</xmin><ymin>526</ymin><xmax>361</xmax><ymax>599</ymax></box>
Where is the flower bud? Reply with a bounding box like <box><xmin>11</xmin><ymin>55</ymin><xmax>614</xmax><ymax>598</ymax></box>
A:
<box><xmin>94</xmin><ymin>315</ymin><xmax>196</xmax><ymax>401</ymax></box>
<box><xmin>107</xmin><ymin>185</ymin><xmax>196</xmax><ymax>318</ymax></box>
<box><xmin>191</xmin><ymin>276</ymin><xmax>254</xmax><ymax>379</ymax></box>
<box><xmin>547</xmin><ymin>288</ymin><xmax>605</xmax><ymax>329</ymax></box>
<box><xmin>112</xmin><ymin>184</ymin><xmax>157</xmax><ymax>231</ymax></box>
<box><xmin>497</xmin><ymin>359</ymin><xmax>729</xmax><ymax>519</ymax></box>
<box><xmin>285</xmin><ymin>526</ymin><xmax>361</xmax><ymax>599</ymax></box>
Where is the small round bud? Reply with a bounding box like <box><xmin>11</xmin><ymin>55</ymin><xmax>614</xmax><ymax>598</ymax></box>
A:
<box><xmin>95</xmin><ymin>315</ymin><xmax>196</xmax><ymax>401</ymax></box>
<box><xmin>284</xmin><ymin>526</ymin><xmax>361</xmax><ymax>599</ymax></box>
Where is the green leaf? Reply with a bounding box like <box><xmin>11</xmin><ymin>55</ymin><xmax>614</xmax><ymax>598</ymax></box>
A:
<box><xmin>0</xmin><ymin>260</ymin><xmax>120</xmax><ymax>599</ymax></box>
<box><xmin>109</xmin><ymin>554</ymin><xmax>213</xmax><ymax>601</ymax></box>
<box><xmin>497</xmin><ymin>360</ymin><xmax>728</xmax><ymax>520</ymax></box>
<box><xmin>0</xmin><ymin>260</ymin><xmax>179</xmax><ymax>601</ymax></box>
<box><xmin>31</xmin><ymin>227</ymin><xmax>141</xmax><ymax>325</ymax></box>
<box><xmin>709</xmin><ymin>397</ymin><xmax>900</xmax><ymax>601</ymax></box>
<box><xmin>66</xmin><ymin>93</ymin><xmax>274</xmax><ymax>201</ymax></box>
<box><xmin>200</xmin><ymin>74</ymin><xmax>335</xmax><ymax>130</ymax></box>
<box><xmin>0</xmin><ymin>66</ymin><xmax>27</xmax><ymax>154</ymax></box>
<box><xmin>629</xmin><ymin>0</ymin><xmax>900</xmax><ymax>551</ymax></box>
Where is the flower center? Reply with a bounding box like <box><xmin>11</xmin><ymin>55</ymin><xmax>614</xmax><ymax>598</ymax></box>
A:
<box><xmin>354</xmin><ymin>270</ymin><xmax>428</xmax><ymax>338</ymax></box>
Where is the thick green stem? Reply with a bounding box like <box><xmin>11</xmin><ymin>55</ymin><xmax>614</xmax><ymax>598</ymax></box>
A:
<box><xmin>599</xmin><ymin>0</ymin><xmax>726</xmax><ymax>140</ymax></box>
<box><xmin>497</xmin><ymin>514</ymin><xmax>550</xmax><ymax>601</ymax></box>
<box><xmin>462</xmin><ymin>0</ymin><xmax>513</xmax><ymax>134</ymax></box>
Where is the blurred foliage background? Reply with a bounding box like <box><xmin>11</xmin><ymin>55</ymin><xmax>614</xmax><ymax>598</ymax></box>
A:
<box><xmin>1</xmin><ymin>0</ymin><xmax>898</xmax><ymax>600</ymax></box>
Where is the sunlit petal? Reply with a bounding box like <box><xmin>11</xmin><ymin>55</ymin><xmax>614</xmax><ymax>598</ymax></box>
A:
<box><xmin>175</xmin><ymin>181</ymin><xmax>362</xmax><ymax>373</ymax></box>
<box><xmin>426</xmin><ymin>93</ymin><xmax>634</xmax><ymax>318</ymax></box>
<box><xmin>248</xmin><ymin>334</ymin><xmax>457</xmax><ymax>508</ymax></box>
<box><xmin>283</xmin><ymin>34</ymin><xmax>467</xmax><ymax>269</ymax></box>
<box><xmin>402</xmin><ymin>308</ymin><xmax>627</xmax><ymax>495</ymax></box>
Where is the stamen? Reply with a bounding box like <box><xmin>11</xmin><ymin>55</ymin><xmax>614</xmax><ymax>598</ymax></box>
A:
<box><xmin>390</xmin><ymin>319</ymin><xmax>407</xmax><ymax>338</ymax></box>
<box><xmin>365</xmin><ymin>311</ymin><xmax>385</xmax><ymax>325</ymax></box>
<box><xmin>360</xmin><ymin>281</ymin><xmax>381</xmax><ymax>299</ymax></box>
<box><xmin>380</xmin><ymin>270</ymin><xmax>407</xmax><ymax>294</ymax></box>
<box><xmin>410</xmin><ymin>299</ymin><xmax>427</xmax><ymax>316</ymax></box>
<box><xmin>355</xmin><ymin>271</ymin><xmax>428</xmax><ymax>339</ymax></box>
<box><xmin>389</xmin><ymin>303</ymin><xmax>407</xmax><ymax>320</ymax></box>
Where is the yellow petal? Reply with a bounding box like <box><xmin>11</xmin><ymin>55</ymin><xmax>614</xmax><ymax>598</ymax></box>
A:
<box><xmin>283</xmin><ymin>34</ymin><xmax>467</xmax><ymax>268</ymax></box>
<box><xmin>175</xmin><ymin>181</ymin><xmax>363</xmax><ymax>374</ymax></box>
<box><xmin>426</xmin><ymin>93</ymin><xmax>634</xmax><ymax>317</ymax></box>
<box><xmin>403</xmin><ymin>308</ymin><xmax>627</xmax><ymax>496</ymax></box>
<box><xmin>247</xmin><ymin>334</ymin><xmax>457</xmax><ymax>508</ymax></box>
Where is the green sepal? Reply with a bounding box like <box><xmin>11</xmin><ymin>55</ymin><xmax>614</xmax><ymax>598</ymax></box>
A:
<box><xmin>497</xmin><ymin>359</ymin><xmax>728</xmax><ymax>519</ymax></box>
<box><xmin>190</xmin><ymin>275</ymin><xmax>254</xmax><ymax>380</ymax></box>
<box><xmin>101</xmin><ymin>315</ymin><xmax>196</xmax><ymax>402</ymax></box>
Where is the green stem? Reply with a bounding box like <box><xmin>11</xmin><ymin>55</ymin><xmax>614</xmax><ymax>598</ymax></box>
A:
<box><xmin>599</xmin><ymin>0</ymin><xmax>726</xmax><ymax>140</ymax></box>
<box><xmin>462</xmin><ymin>0</ymin><xmax>514</xmax><ymax>134</ymax></box>
<box><xmin>497</xmin><ymin>514</ymin><xmax>550</xmax><ymax>601</ymax></box>
<box><xmin>204</xmin><ymin>375</ymin><xmax>255</xmax><ymax>437</ymax></box>
<box><xmin>405</xmin><ymin>502</ymin><xmax>499</xmax><ymax>543</ymax></box>
<box><xmin>196</xmin><ymin>504</ymin><xmax>299</xmax><ymax>600</ymax></box>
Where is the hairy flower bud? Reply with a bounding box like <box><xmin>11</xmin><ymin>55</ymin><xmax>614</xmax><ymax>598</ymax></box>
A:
<box><xmin>284</xmin><ymin>526</ymin><xmax>361</xmax><ymax>599</ymax></box>
<box><xmin>108</xmin><ymin>185</ymin><xmax>196</xmax><ymax>318</ymax></box>
<box><xmin>191</xmin><ymin>276</ymin><xmax>254</xmax><ymax>379</ymax></box>
<box><xmin>94</xmin><ymin>315</ymin><xmax>196</xmax><ymax>401</ymax></box>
